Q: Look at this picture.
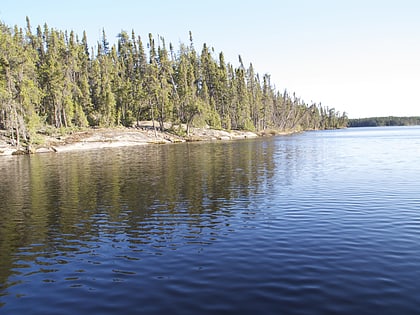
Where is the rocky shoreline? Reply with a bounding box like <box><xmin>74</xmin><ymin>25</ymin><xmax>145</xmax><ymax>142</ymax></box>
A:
<box><xmin>0</xmin><ymin>122</ymin><xmax>291</xmax><ymax>156</ymax></box>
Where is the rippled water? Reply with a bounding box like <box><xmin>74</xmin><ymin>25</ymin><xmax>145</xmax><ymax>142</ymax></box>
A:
<box><xmin>1</xmin><ymin>126</ymin><xmax>420</xmax><ymax>314</ymax></box>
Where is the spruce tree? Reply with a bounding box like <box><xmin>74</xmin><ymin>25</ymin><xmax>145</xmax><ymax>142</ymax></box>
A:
<box><xmin>156</xmin><ymin>36</ymin><xmax>174</xmax><ymax>130</ymax></box>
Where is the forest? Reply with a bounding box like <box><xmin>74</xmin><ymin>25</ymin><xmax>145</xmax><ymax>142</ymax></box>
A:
<box><xmin>348</xmin><ymin>116</ymin><xmax>420</xmax><ymax>127</ymax></box>
<box><xmin>0</xmin><ymin>17</ymin><xmax>348</xmax><ymax>146</ymax></box>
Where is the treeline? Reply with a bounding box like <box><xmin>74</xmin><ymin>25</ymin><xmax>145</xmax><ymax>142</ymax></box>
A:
<box><xmin>348</xmin><ymin>116</ymin><xmax>420</xmax><ymax>127</ymax></box>
<box><xmin>0</xmin><ymin>17</ymin><xmax>348</xmax><ymax>145</ymax></box>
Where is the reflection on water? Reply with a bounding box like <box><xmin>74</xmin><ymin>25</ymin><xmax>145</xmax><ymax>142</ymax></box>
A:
<box><xmin>0</xmin><ymin>139</ymin><xmax>279</xmax><ymax>308</ymax></box>
<box><xmin>1</xmin><ymin>127</ymin><xmax>420</xmax><ymax>314</ymax></box>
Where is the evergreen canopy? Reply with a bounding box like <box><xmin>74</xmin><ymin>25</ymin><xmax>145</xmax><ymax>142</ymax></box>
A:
<box><xmin>0</xmin><ymin>18</ymin><xmax>348</xmax><ymax>145</ymax></box>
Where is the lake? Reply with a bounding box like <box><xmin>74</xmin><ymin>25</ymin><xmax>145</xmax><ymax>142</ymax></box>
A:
<box><xmin>1</xmin><ymin>126</ymin><xmax>420</xmax><ymax>314</ymax></box>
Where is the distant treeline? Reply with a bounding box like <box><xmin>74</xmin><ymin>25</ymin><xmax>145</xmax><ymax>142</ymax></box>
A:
<box><xmin>348</xmin><ymin>116</ymin><xmax>420</xmax><ymax>127</ymax></box>
<box><xmin>0</xmin><ymin>17</ymin><xmax>348</xmax><ymax>145</ymax></box>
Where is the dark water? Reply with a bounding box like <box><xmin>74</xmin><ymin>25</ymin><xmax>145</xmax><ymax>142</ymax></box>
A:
<box><xmin>1</xmin><ymin>126</ymin><xmax>420</xmax><ymax>314</ymax></box>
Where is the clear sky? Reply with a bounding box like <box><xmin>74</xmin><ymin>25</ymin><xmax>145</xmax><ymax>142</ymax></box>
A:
<box><xmin>1</xmin><ymin>0</ymin><xmax>419</xmax><ymax>118</ymax></box>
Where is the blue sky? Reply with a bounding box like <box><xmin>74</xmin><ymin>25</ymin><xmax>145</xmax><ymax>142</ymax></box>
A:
<box><xmin>1</xmin><ymin>0</ymin><xmax>419</xmax><ymax>118</ymax></box>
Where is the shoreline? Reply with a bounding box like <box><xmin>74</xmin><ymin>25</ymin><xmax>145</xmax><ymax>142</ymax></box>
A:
<box><xmin>0</xmin><ymin>122</ymin><xmax>295</xmax><ymax>156</ymax></box>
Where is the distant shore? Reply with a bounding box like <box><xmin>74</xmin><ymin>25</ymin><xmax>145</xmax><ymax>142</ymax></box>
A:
<box><xmin>0</xmin><ymin>122</ymin><xmax>295</xmax><ymax>156</ymax></box>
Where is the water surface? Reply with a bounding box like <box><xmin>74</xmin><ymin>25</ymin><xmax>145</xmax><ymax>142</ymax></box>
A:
<box><xmin>1</xmin><ymin>126</ymin><xmax>420</xmax><ymax>314</ymax></box>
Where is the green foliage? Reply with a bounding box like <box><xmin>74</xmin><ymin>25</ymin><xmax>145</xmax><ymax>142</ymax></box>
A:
<box><xmin>348</xmin><ymin>116</ymin><xmax>420</xmax><ymax>127</ymax></box>
<box><xmin>0</xmin><ymin>18</ymin><xmax>348</xmax><ymax>144</ymax></box>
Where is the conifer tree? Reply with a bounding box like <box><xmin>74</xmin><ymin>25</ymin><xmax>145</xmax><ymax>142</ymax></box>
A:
<box><xmin>247</xmin><ymin>63</ymin><xmax>262</xmax><ymax>130</ymax></box>
<box><xmin>115</xmin><ymin>30</ymin><xmax>136</xmax><ymax>126</ymax></box>
<box><xmin>200</xmin><ymin>43</ymin><xmax>221</xmax><ymax>128</ymax></box>
<box><xmin>156</xmin><ymin>36</ymin><xmax>174</xmax><ymax>130</ymax></box>
<box><xmin>73</xmin><ymin>31</ymin><xmax>91</xmax><ymax>127</ymax></box>
<box><xmin>40</xmin><ymin>27</ymin><xmax>68</xmax><ymax>128</ymax></box>
<box><xmin>214</xmin><ymin>52</ymin><xmax>230</xmax><ymax>129</ymax></box>
<box><xmin>145</xmin><ymin>33</ymin><xmax>160</xmax><ymax>134</ymax></box>
<box><xmin>22</xmin><ymin>18</ymin><xmax>43</xmax><ymax>138</ymax></box>
<box><xmin>0</xmin><ymin>23</ymin><xmax>28</xmax><ymax>145</ymax></box>
<box><xmin>232</xmin><ymin>56</ymin><xmax>253</xmax><ymax>130</ymax></box>
<box><xmin>89</xmin><ymin>36</ymin><xmax>116</xmax><ymax>127</ymax></box>
<box><xmin>174</xmin><ymin>42</ymin><xmax>205</xmax><ymax>135</ymax></box>
<box><xmin>133</xmin><ymin>34</ymin><xmax>147</xmax><ymax>125</ymax></box>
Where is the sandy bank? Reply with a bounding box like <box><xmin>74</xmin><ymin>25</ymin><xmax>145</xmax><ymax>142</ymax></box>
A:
<box><xmin>0</xmin><ymin>122</ymin><xmax>270</xmax><ymax>156</ymax></box>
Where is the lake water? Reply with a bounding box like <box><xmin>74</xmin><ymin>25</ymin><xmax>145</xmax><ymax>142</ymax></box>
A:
<box><xmin>1</xmin><ymin>126</ymin><xmax>420</xmax><ymax>314</ymax></box>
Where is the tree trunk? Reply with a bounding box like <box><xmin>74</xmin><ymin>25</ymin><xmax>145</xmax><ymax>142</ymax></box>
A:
<box><xmin>159</xmin><ymin>95</ymin><xmax>164</xmax><ymax>131</ymax></box>
<box><xmin>150</xmin><ymin>100</ymin><xmax>157</xmax><ymax>138</ymax></box>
